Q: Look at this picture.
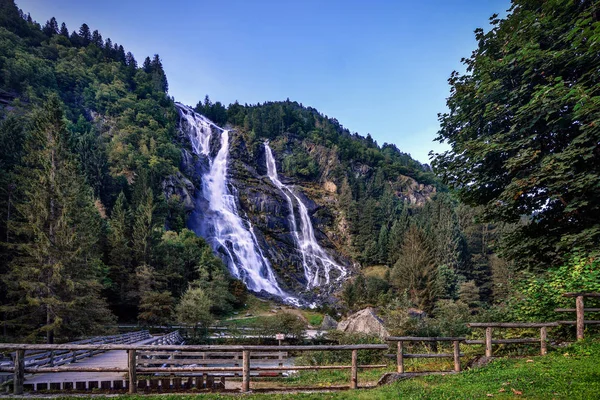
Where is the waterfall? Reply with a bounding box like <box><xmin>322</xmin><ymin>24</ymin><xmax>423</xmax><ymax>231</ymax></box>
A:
<box><xmin>264</xmin><ymin>142</ymin><xmax>347</xmax><ymax>288</ymax></box>
<box><xmin>177</xmin><ymin>104</ymin><xmax>298</xmax><ymax>305</ymax></box>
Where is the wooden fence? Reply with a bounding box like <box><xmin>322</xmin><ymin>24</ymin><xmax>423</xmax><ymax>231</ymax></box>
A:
<box><xmin>386</xmin><ymin>337</ymin><xmax>465</xmax><ymax>374</ymax></box>
<box><xmin>466</xmin><ymin>322</ymin><xmax>558</xmax><ymax>357</ymax></box>
<box><xmin>0</xmin><ymin>343</ymin><xmax>388</xmax><ymax>394</ymax></box>
<box><xmin>556</xmin><ymin>292</ymin><xmax>600</xmax><ymax>340</ymax></box>
<box><xmin>1</xmin><ymin>292</ymin><xmax>599</xmax><ymax>394</ymax></box>
<box><xmin>0</xmin><ymin>331</ymin><xmax>152</xmax><ymax>372</ymax></box>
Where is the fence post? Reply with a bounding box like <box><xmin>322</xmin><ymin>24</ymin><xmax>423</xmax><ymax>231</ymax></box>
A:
<box><xmin>14</xmin><ymin>349</ymin><xmax>24</xmax><ymax>395</ymax></box>
<box><xmin>128</xmin><ymin>349</ymin><xmax>137</xmax><ymax>394</ymax></box>
<box><xmin>540</xmin><ymin>327</ymin><xmax>547</xmax><ymax>355</ymax></box>
<box><xmin>576</xmin><ymin>295</ymin><xmax>585</xmax><ymax>340</ymax></box>
<box><xmin>396</xmin><ymin>341</ymin><xmax>404</xmax><ymax>373</ymax></box>
<box><xmin>350</xmin><ymin>349</ymin><xmax>358</xmax><ymax>389</ymax></box>
<box><xmin>485</xmin><ymin>327</ymin><xmax>493</xmax><ymax>357</ymax></box>
<box><xmin>242</xmin><ymin>350</ymin><xmax>250</xmax><ymax>392</ymax></box>
<box><xmin>453</xmin><ymin>340</ymin><xmax>461</xmax><ymax>372</ymax></box>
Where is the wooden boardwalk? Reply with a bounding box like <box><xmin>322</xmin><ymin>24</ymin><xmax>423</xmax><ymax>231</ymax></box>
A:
<box><xmin>24</xmin><ymin>335</ymin><xmax>161</xmax><ymax>388</ymax></box>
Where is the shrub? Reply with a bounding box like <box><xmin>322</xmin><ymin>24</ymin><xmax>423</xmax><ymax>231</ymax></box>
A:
<box><xmin>511</xmin><ymin>252</ymin><xmax>600</xmax><ymax>322</ymax></box>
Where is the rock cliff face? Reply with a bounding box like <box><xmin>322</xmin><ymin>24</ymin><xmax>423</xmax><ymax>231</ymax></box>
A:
<box><xmin>168</xmin><ymin>113</ymin><xmax>436</xmax><ymax>304</ymax></box>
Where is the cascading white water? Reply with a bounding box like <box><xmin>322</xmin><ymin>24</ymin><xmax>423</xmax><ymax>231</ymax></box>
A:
<box><xmin>177</xmin><ymin>104</ymin><xmax>298</xmax><ymax>305</ymax></box>
<box><xmin>264</xmin><ymin>142</ymin><xmax>347</xmax><ymax>288</ymax></box>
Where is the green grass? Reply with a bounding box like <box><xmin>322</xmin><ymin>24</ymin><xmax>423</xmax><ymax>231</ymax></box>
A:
<box><xmin>47</xmin><ymin>338</ymin><xmax>600</xmax><ymax>399</ymax></box>
<box><xmin>362</xmin><ymin>265</ymin><xmax>390</xmax><ymax>279</ymax></box>
<box><xmin>300</xmin><ymin>310</ymin><xmax>324</xmax><ymax>326</ymax></box>
<box><xmin>221</xmin><ymin>316</ymin><xmax>260</xmax><ymax>327</ymax></box>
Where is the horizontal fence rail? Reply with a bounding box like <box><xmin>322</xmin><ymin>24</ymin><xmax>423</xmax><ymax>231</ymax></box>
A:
<box><xmin>557</xmin><ymin>292</ymin><xmax>600</xmax><ymax>340</ymax></box>
<box><xmin>0</xmin><ymin>342</ymin><xmax>388</xmax><ymax>394</ymax></box>
<box><xmin>467</xmin><ymin>323</ymin><xmax>558</xmax><ymax>357</ymax></box>
<box><xmin>386</xmin><ymin>337</ymin><xmax>465</xmax><ymax>374</ymax></box>
<box><xmin>2</xmin><ymin>292</ymin><xmax>599</xmax><ymax>394</ymax></box>
<box><xmin>0</xmin><ymin>331</ymin><xmax>152</xmax><ymax>372</ymax></box>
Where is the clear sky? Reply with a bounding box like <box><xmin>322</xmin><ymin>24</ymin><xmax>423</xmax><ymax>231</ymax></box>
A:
<box><xmin>17</xmin><ymin>0</ymin><xmax>510</xmax><ymax>164</ymax></box>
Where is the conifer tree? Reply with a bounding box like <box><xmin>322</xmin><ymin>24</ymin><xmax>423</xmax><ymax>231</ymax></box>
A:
<box><xmin>5</xmin><ymin>96</ymin><xmax>114</xmax><ymax>342</ymax></box>
<box><xmin>91</xmin><ymin>29</ymin><xmax>103</xmax><ymax>47</ymax></box>
<box><xmin>78</xmin><ymin>23</ymin><xmax>91</xmax><ymax>45</ymax></box>
<box><xmin>150</xmin><ymin>54</ymin><xmax>168</xmax><ymax>93</ymax></box>
<box><xmin>106</xmin><ymin>191</ymin><xmax>132</xmax><ymax>312</ymax></box>
<box><xmin>387</xmin><ymin>207</ymin><xmax>409</xmax><ymax>265</ymax></box>
<box><xmin>391</xmin><ymin>224</ymin><xmax>437</xmax><ymax>311</ymax></box>
<box><xmin>142</xmin><ymin>56</ymin><xmax>152</xmax><ymax>73</ymax></box>
<box><xmin>104</xmin><ymin>38</ymin><xmax>113</xmax><ymax>57</ymax></box>
<box><xmin>42</xmin><ymin>17</ymin><xmax>58</xmax><ymax>37</ymax></box>
<box><xmin>58</xmin><ymin>22</ymin><xmax>68</xmax><ymax>37</ymax></box>
<box><xmin>133</xmin><ymin>186</ymin><xmax>156</xmax><ymax>265</ymax></box>
<box><xmin>69</xmin><ymin>30</ymin><xmax>81</xmax><ymax>46</ymax></box>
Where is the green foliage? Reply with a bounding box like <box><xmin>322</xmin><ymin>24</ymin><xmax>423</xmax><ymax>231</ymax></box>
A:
<box><xmin>282</xmin><ymin>147</ymin><xmax>320</xmax><ymax>179</ymax></box>
<box><xmin>297</xmin><ymin>331</ymin><xmax>386</xmax><ymax>366</ymax></box>
<box><xmin>512</xmin><ymin>253</ymin><xmax>600</xmax><ymax>321</ymax></box>
<box><xmin>138</xmin><ymin>291</ymin><xmax>174</xmax><ymax>326</ymax></box>
<box><xmin>89</xmin><ymin>339</ymin><xmax>600</xmax><ymax>399</ymax></box>
<box><xmin>253</xmin><ymin>313</ymin><xmax>307</xmax><ymax>340</ymax></box>
<box><xmin>175</xmin><ymin>287</ymin><xmax>213</xmax><ymax>337</ymax></box>
<box><xmin>433</xmin><ymin>0</ymin><xmax>600</xmax><ymax>269</ymax></box>
<box><xmin>391</xmin><ymin>224</ymin><xmax>438</xmax><ymax>311</ymax></box>
<box><xmin>2</xmin><ymin>95</ymin><xmax>114</xmax><ymax>342</ymax></box>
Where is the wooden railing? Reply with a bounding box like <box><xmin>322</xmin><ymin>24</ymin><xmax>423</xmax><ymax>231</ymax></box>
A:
<box><xmin>466</xmin><ymin>322</ymin><xmax>559</xmax><ymax>357</ymax></box>
<box><xmin>2</xmin><ymin>292</ymin><xmax>599</xmax><ymax>393</ymax></box>
<box><xmin>0</xmin><ymin>330</ymin><xmax>151</xmax><ymax>371</ymax></box>
<box><xmin>556</xmin><ymin>292</ymin><xmax>600</xmax><ymax>340</ymax></box>
<box><xmin>386</xmin><ymin>337</ymin><xmax>465</xmax><ymax>374</ymax></box>
<box><xmin>144</xmin><ymin>331</ymin><xmax>184</xmax><ymax>346</ymax></box>
<box><xmin>0</xmin><ymin>343</ymin><xmax>388</xmax><ymax>394</ymax></box>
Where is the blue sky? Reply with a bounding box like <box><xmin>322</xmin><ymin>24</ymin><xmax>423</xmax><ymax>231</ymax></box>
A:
<box><xmin>17</xmin><ymin>0</ymin><xmax>510</xmax><ymax>163</ymax></box>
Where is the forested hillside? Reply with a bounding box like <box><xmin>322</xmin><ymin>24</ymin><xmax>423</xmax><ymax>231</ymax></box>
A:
<box><xmin>191</xmin><ymin>98</ymin><xmax>509</xmax><ymax>310</ymax></box>
<box><xmin>1</xmin><ymin>0</ymin><xmax>598</xmax><ymax>344</ymax></box>
<box><xmin>0</xmin><ymin>0</ymin><xmax>235</xmax><ymax>341</ymax></box>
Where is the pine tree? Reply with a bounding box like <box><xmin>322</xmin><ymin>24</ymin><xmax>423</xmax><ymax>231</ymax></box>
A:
<box><xmin>391</xmin><ymin>224</ymin><xmax>437</xmax><ymax>311</ymax></box>
<box><xmin>125</xmin><ymin>52</ymin><xmax>137</xmax><ymax>69</ymax></box>
<box><xmin>106</xmin><ymin>191</ymin><xmax>132</xmax><ymax>311</ymax></box>
<box><xmin>69</xmin><ymin>30</ymin><xmax>81</xmax><ymax>46</ymax></box>
<box><xmin>142</xmin><ymin>56</ymin><xmax>152</xmax><ymax>73</ymax></box>
<box><xmin>5</xmin><ymin>96</ymin><xmax>114</xmax><ymax>342</ymax></box>
<box><xmin>376</xmin><ymin>225</ymin><xmax>389</xmax><ymax>264</ymax></box>
<box><xmin>133</xmin><ymin>186</ymin><xmax>156</xmax><ymax>265</ymax></box>
<box><xmin>91</xmin><ymin>30</ymin><xmax>103</xmax><ymax>47</ymax></box>
<box><xmin>387</xmin><ymin>206</ymin><xmax>409</xmax><ymax>265</ymax></box>
<box><xmin>42</xmin><ymin>17</ymin><xmax>58</xmax><ymax>37</ymax></box>
<box><xmin>78</xmin><ymin>23</ymin><xmax>91</xmax><ymax>45</ymax></box>
<box><xmin>150</xmin><ymin>54</ymin><xmax>168</xmax><ymax>93</ymax></box>
<box><xmin>59</xmin><ymin>22</ymin><xmax>68</xmax><ymax>37</ymax></box>
<box><xmin>108</xmin><ymin>192</ymin><xmax>131</xmax><ymax>267</ymax></box>
<box><xmin>104</xmin><ymin>38</ymin><xmax>113</xmax><ymax>57</ymax></box>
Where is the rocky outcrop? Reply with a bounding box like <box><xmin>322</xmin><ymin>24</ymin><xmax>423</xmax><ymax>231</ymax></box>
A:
<box><xmin>337</xmin><ymin>307</ymin><xmax>390</xmax><ymax>338</ymax></box>
<box><xmin>162</xmin><ymin>172</ymin><xmax>195</xmax><ymax>211</ymax></box>
<box><xmin>173</xmin><ymin>114</ymin><xmax>435</xmax><ymax>304</ymax></box>
<box><xmin>320</xmin><ymin>315</ymin><xmax>338</xmax><ymax>330</ymax></box>
<box><xmin>395</xmin><ymin>174</ymin><xmax>436</xmax><ymax>206</ymax></box>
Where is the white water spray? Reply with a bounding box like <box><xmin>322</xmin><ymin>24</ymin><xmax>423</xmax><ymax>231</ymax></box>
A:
<box><xmin>177</xmin><ymin>104</ymin><xmax>298</xmax><ymax>305</ymax></box>
<box><xmin>264</xmin><ymin>142</ymin><xmax>347</xmax><ymax>288</ymax></box>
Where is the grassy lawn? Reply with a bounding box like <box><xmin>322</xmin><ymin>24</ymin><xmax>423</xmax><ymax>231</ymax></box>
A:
<box><xmin>43</xmin><ymin>338</ymin><xmax>600</xmax><ymax>399</ymax></box>
<box><xmin>299</xmin><ymin>310</ymin><xmax>324</xmax><ymax>327</ymax></box>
